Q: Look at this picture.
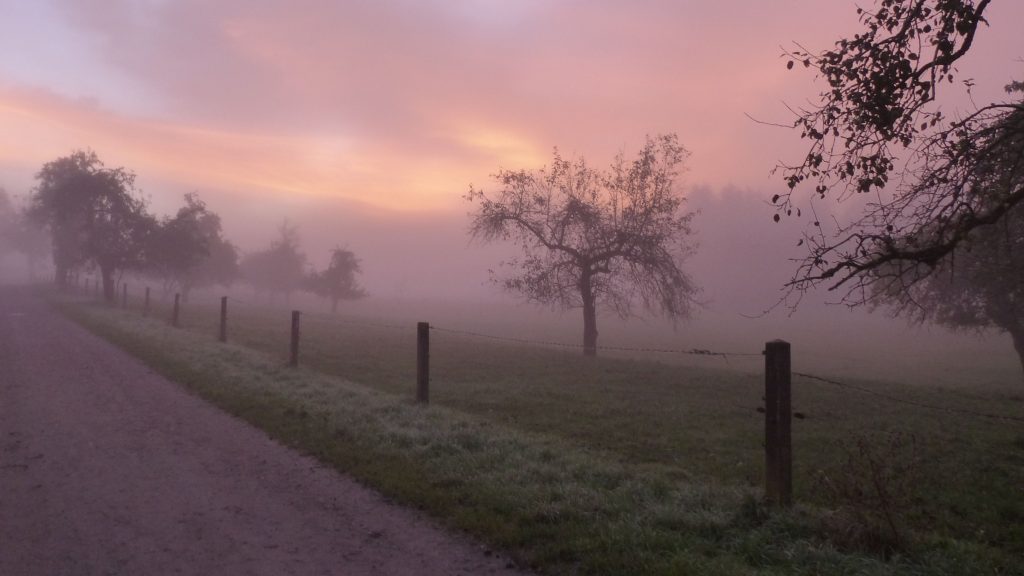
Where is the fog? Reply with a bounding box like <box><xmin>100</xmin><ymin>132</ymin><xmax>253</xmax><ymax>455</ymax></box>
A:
<box><xmin>6</xmin><ymin>173</ymin><xmax>1015</xmax><ymax>391</ymax></box>
<box><xmin>1</xmin><ymin>0</ymin><xmax>1021</xmax><ymax>391</ymax></box>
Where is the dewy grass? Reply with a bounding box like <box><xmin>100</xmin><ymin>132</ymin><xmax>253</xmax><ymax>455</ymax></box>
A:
<box><xmin>57</xmin><ymin>297</ymin><xmax>1024</xmax><ymax>575</ymax></box>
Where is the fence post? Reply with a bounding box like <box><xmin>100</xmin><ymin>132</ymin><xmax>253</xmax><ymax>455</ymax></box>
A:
<box><xmin>289</xmin><ymin>311</ymin><xmax>300</xmax><ymax>367</ymax></box>
<box><xmin>143</xmin><ymin>287</ymin><xmax>150</xmax><ymax>317</ymax></box>
<box><xmin>121</xmin><ymin>283</ymin><xmax>128</xmax><ymax>308</ymax></box>
<box><xmin>94</xmin><ymin>278</ymin><xmax>99</xmax><ymax>298</ymax></box>
<box><xmin>172</xmin><ymin>293</ymin><xmax>180</xmax><ymax>327</ymax></box>
<box><xmin>765</xmin><ymin>339</ymin><xmax>793</xmax><ymax>507</ymax></box>
<box><xmin>417</xmin><ymin>322</ymin><xmax>430</xmax><ymax>404</ymax></box>
<box><xmin>219</xmin><ymin>296</ymin><xmax>228</xmax><ymax>343</ymax></box>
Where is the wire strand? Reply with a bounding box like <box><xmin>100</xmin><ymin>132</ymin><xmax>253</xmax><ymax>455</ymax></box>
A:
<box><xmin>794</xmin><ymin>371</ymin><xmax>1024</xmax><ymax>423</ymax></box>
<box><xmin>428</xmin><ymin>324</ymin><xmax>762</xmax><ymax>359</ymax></box>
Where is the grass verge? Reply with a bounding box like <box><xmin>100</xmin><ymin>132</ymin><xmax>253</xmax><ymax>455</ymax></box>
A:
<box><xmin>58</xmin><ymin>297</ymin><xmax>1024</xmax><ymax>575</ymax></box>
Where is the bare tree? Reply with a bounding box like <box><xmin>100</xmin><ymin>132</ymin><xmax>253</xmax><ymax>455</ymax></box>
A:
<box><xmin>466</xmin><ymin>134</ymin><xmax>699</xmax><ymax>356</ymax></box>
<box><xmin>775</xmin><ymin>0</ymin><xmax>1023</xmax><ymax>304</ymax></box>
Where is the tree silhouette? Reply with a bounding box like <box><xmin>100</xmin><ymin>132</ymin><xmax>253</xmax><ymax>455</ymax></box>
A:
<box><xmin>240</xmin><ymin>221</ymin><xmax>306</xmax><ymax>301</ymax></box>
<box><xmin>874</xmin><ymin>201</ymin><xmax>1024</xmax><ymax>381</ymax></box>
<box><xmin>28</xmin><ymin>150</ymin><xmax>153</xmax><ymax>301</ymax></box>
<box><xmin>777</xmin><ymin>0</ymin><xmax>1022</xmax><ymax>304</ymax></box>
<box><xmin>146</xmin><ymin>193</ymin><xmax>238</xmax><ymax>299</ymax></box>
<box><xmin>307</xmin><ymin>247</ymin><xmax>366</xmax><ymax>313</ymax></box>
<box><xmin>0</xmin><ymin>188</ymin><xmax>50</xmax><ymax>280</ymax></box>
<box><xmin>467</xmin><ymin>134</ymin><xmax>699</xmax><ymax>356</ymax></box>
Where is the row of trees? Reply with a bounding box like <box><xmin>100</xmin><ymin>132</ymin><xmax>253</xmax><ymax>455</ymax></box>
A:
<box><xmin>465</xmin><ymin>0</ymin><xmax>1023</xmax><ymax>377</ymax></box>
<box><xmin>17</xmin><ymin>150</ymin><xmax>364</xmax><ymax>310</ymax></box>
<box><xmin>239</xmin><ymin>221</ymin><xmax>365</xmax><ymax>311</ymax></box>
<box><xmin>8</xmin><ymin>1</ymin><xmax>1023</xmax><ymax>378</ymax></box>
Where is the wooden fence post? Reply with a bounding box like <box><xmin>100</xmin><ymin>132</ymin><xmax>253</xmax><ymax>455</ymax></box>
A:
<box><xmin>765</xmin><ymin>339</ymin><xmax>792</xmax><ymax>507</ymax></box>
<box><xmin>121</xmin><ymin>283</ymin><xmax>128</xmax><ymax>308</ymax></box>
<box><xmin>172</xmin><ymin>293</ymin><xmax>180</xmax><ymax>327</ymax></box>
<box><xmin>94</xmin><ymin>278</ymin><xmax>100</xmax><ymax>298</ymax></box>
<box><xmin>417</xmin><ymin>322</ymin><xmax>430</xmax><ymax>404</ymax></box>
<box><xmin>289</xmin><ymin>311</ymin><xmax>300</xmax><ymax>367</ymax></box>
<box><xmin>143</xmin><ymin>287</ymin><xmax>150</xmax><ymax>317</ymax></box>
<box><xmin>219</xmin><ymin>296</ymin><xmax>228</xmax><ymax>343</ymax></box>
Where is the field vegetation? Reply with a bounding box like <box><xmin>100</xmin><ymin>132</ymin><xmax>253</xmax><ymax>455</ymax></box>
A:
<box><xmin>57</xmin><ymin>291</ymin><xmax>1024</xmax><ymax>575</ymax></box>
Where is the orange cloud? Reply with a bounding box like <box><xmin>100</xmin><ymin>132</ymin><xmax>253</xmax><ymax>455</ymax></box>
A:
<box><xmin>0</xmin><ymin>86</ymin><xmax>544</xmax><ymax>212</ymax></box>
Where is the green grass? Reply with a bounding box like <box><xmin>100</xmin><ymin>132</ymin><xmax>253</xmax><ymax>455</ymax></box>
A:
<box><xmin>56</xmin><ymin>293</ymin><xmax>1024</xmax><ymax>575</ymax></box>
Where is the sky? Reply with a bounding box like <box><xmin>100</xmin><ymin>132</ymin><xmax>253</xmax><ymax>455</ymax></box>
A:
<box><xmin>1</xmin><ymin>1</ymin><xmax>1022</xmax><ymax>342</ymax></box>
<box><xmin>1</xmin><ymin>0</ymin><xmax>1016</xmax><ymax>213</ymax></box>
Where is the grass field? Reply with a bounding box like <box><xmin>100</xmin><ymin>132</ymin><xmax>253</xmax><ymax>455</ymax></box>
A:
<box><xmin>56</xmin><ymin>290</ymin><xmax>1024</xmax><ymax>575</ymax></box>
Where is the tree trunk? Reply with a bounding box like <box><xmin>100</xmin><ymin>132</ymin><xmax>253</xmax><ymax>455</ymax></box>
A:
<box><xmin>580</xmin><ymin>272</ymin><xmax>598</xmax><ymax>357</ymax></box>
<box><xmin>54</xmin><ymin>261</ymin><xmax>69</xmax><ymax>290</ymax></box>
<box><xmin>101</xmin><ymin>265</ymin><xmax>116</xmax><ymax>304</ymax></box>
<box><xmin>1009</xmin><ymin>325</ymin><xmax>1024</xmax><ymax>384</ymax></box>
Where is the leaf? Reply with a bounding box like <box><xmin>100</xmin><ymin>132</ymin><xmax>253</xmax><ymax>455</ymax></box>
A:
<box><xmin>773</xmin><ymin>214</ymin><xmax>781</xmax><ymax>223</ymax></box>
<box><xmin>787</xmin><ymin>60</ymin><xmax>795</xmax><ymax>70</ymax></box>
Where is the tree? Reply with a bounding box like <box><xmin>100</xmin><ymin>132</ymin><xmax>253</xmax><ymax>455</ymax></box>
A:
<box><xmin>28</xmin><ymin>150</ymin><xmax>153</xmax><ymax>301</ymax></box>
<box><xmin>145</xmin><ymin>193</ymin><xmax>238</xmax><ymax>299</ymax></box>
<box><xmin>307</xmin><ymin>247</ymin><xmax>366</xmax><ymax>312</ymax></box>
<box><xmin>240</xmin><ymin>221</ymin><xmax>306</xmax><ymax>300</ymax></box>
<box><xmin>873</xmin><ymin>201</ymin><xmax>1024</xmax><ymax>380</ymax></box>
<box><xmin>0</xmin><ymin>188</ymin><xmax>15</xmax><ymax>258</ymax></box>
<box><xmin>466</xmin><ymin>134</ymin><xmax>699</xmax><ymax>356</ymax></box>
<box><xmin>187</xmin><ymin>231</ymin><xmax>239</xmax><ymax>294</ymax></box>
<box><xmin>776</xmin><ymin>0</ymin><xmax>1023</xmax><ymax>303</ymax></box>
<box><xmin>0</xmin><ymin>188</ymin><xmax>50</xmax><ymax>280</ymax></box>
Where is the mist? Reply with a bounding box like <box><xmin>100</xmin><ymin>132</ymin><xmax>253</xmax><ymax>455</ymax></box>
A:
<box><xmin>23</xmin><ymin>173</ymin><xmax>1010</xmax><ymax>391</ymax></box>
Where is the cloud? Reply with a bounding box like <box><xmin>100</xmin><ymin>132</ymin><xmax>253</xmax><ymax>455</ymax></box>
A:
<box><xmin>3</xmin><ymin>0</ymin><xmax>1020</xmax><ymax>215</ymax></box>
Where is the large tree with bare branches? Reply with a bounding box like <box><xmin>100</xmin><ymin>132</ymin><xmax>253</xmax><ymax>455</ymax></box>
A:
<box><xmin>873</xmin><ymin>198</ymin><xmax>1024</xmax><ymax>380</ymax></box>
<box><xmin>466</xmin><ymin>134</ymin><xmax>699</xmax><ymax>356</ymax></box>
<box><xmin>776</xmin><ymin>0</ymin><xmax>1022</xmax><ymax>304</ymax></box>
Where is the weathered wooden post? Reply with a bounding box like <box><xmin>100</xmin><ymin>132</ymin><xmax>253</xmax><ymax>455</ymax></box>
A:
<box><xmin>219</xmin><ymin>296</ymin><xmax>228</xmax><ymax>343</ymax></box>
<box><xmin>94</xmin><ymin>278</ymin><xmax>100</xmax><ymax>298</ymax></box>
<box><xmin>172</xmin><ymin>293</ymin><xmax>180</xmax><ymax>327</ymax></box>
<box><xmin>121</xmin><ymin>283</ymin><xmax>128</xmax><ymax>308</ymax></box>
<box><xmin>288</xmin><ymin>311</ymin><xmax>301</xmax><ymax>367</ymax></box>
<box><xmin>765</xmin><ymin>339</ymin><xmax>792</xmax><ymax>507</ymax></box>
<box><xmin>143</xmin><ymin>287</ymin><xmax>151</xmax><ymax>317</ymax></box>
<box><xmin>417</xmin><ymin>322</ymin><xmax>430</xmax><ymax>404</ymax></box>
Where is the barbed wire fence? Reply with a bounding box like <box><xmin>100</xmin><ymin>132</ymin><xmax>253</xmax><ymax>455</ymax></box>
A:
<box><xmin>67</xmin><ymin>277</ymin><xmax>1024</xmax><ymax>505</ymax></box>
<box><xmin>70</xmin><ymin>278</ymin><xmax>1024</xmax><ymax>428</ymax></box>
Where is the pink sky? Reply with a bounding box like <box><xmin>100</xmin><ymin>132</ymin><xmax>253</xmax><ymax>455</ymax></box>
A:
<box><xmin>2</xmin><ymin>1</ymin><xmax>1024</xmax><ymax>379</ymax></box>
<box><xmin>2</xmin><ymin>0</ymin><xmax>1017</xmax><ymax>217</ymax></box>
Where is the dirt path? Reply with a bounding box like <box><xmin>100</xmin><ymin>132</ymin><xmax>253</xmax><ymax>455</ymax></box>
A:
<box><xmin>0</xmin><ymin>286</ymin><xmax>527</xmax><ymax>576</ymax></box>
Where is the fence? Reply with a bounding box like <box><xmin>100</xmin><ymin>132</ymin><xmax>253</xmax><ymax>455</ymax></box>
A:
<box><xmin>63</xmin><ymin>278</ymin><xmax>1024</xmax><ymax>508</ymax></box>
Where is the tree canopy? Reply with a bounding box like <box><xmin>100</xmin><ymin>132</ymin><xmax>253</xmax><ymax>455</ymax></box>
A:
<box><xmin>307</xmin><ymin>247</ymin><xmax>366</xmax><ymax>313</ymax></box>
<box><xmin>28</xmin><ymin>150</ymin><xmax>153</xmax><ymax>301</ymax></box>
<box><xmin>145</xmin><ymin>193</ymin><xmax>238</xmax><ymax>298</ymax></box>
<box><xmin>777</xmin><ymin>0</ymin><xmax>1022</xmax><ymax>303</ymax></box>
<box><xmin>873</xmin><ymin>199</ymin><xmax>1024</xmax><ymax>380</ymax></box>
<box><xmin>467</xmin><ymin>134</ymin><xmax>699</xmax><ymax>356</ymax></box>
<box><xmin>240</xmin><ymin>221</ymin><xmax>307</xmax><ymax>300</ymax></box>
<box><xmin>0</xmin><ymin>188</ymin><xmax>50</xmax><ymax>278</ymax></box>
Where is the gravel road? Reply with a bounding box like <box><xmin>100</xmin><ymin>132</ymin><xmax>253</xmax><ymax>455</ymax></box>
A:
<box><xmin>0</xmin><ymin>286</ymin><xmax>527</xmax><ymax>576</ymax></box>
